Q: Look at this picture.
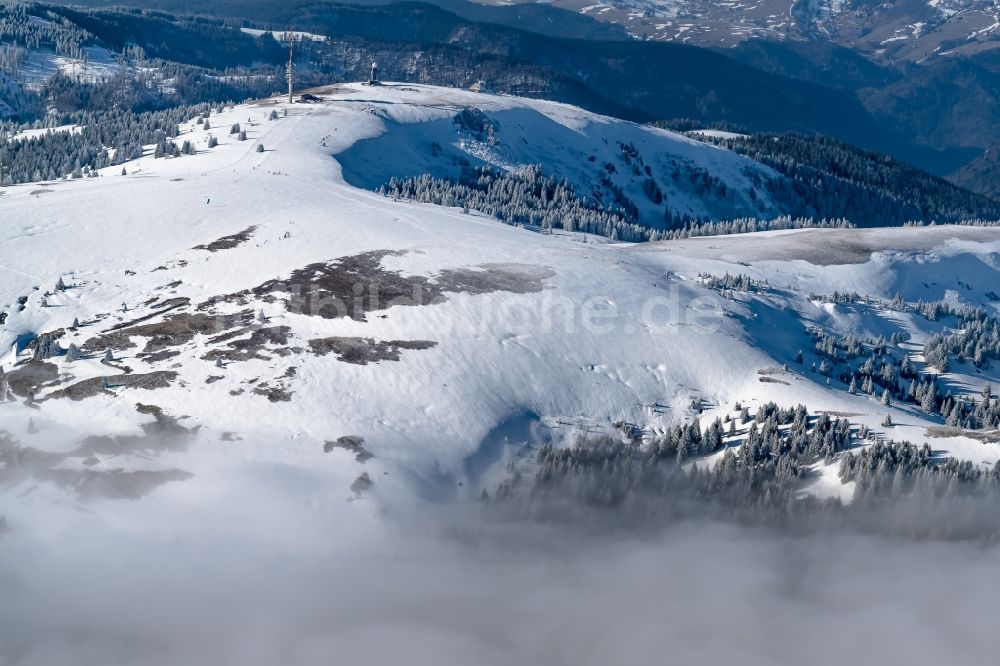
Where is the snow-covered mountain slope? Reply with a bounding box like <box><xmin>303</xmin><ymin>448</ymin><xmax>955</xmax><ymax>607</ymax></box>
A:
<box><xmin>332</xmin><ymin>85</ymin><xmax>780</xmax><ymax>226</ymax></box>
<box><xmin>16</xmin><ymin>43</ymin><xmax>119</xmax><ymax>88</ymax></box>
<box><xmin>1</xmin><ymin>83</ymin><xmax>1000</xmax><ymax>534</ymax></box>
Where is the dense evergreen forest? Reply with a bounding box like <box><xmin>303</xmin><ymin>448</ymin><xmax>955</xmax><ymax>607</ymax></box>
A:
<box><xmin>0</xmin><ymin>103</ymin><xmax>211</xmax><ymax>184</ymax></box>
<box><xmin>490</xmin><ymin>401</ymin><xmax>1000</xmax><ymax>540</ymax></box>
<box><xmin>671</xmin><ymin>128</ymin><xmax>1000</xmax><ymax>225</ymax></box>
<box><xmin>377</xmin><ymin>154</ymin><xmax>1000</xmax><ymax>239</ymax></box>
<box><xmin>377</xmin><ymin>167</ymin><xmax>856</xmax><ymax>241</ymax></box>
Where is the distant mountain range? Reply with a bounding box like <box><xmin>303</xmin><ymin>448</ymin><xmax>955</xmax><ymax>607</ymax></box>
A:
<box><xmin>477</xmin><ymin>0</ymin><xmax>1000</xmax><ymax>64</ymax></box>
<box><xmin>9</xmin><ymin>0</ymin><xmax>1000</xmax><ymax>196</ymax></box>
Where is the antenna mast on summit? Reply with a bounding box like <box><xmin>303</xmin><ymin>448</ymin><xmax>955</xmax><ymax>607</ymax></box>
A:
<box><xmin>286</xmin><ymin>28</ymin><xmax>296</xmax><ymax>104</ymax></box>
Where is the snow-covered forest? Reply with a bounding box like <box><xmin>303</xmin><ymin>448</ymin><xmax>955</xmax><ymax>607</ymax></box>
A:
<box><xmin>686</xmin><ymin>129</ymin><xmax>1000</xmax><ymax>225</ymax></box>
<box><xmin>495</xmin><ymin>403</ymin><xmax>1000</xmax><ymax>539</ymax></box>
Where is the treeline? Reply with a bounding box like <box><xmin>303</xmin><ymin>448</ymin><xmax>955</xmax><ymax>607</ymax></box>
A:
<box><xmin>685</xmin><ymin>276</ymin><xmax>1000</xmax><ymax>431</ymax></box>
<box><xmin>378</xmin><ymin>165</ymin><xmax>652</xmax><ymax>242</ymax></box>
<box><xmin>684</xmin><ymin>130</ymin><xmax>1000</xmax><ymax>226</ymax></box>
<box><xmin>693</xmin><ymin>282</ymin><xmax>1000</xmax><ymax>431</ymax></box>
<box><xmin>489</xmin><ymin>402</ymin><xmax>1000</xmax><ymax>539</ymax></box>
<box><xmin>379</xmin><ymin>168</ymin><xmax>861</xmax><ymax>243</ymax></box>
<box><xmin>1</xmin><ymin>1</ymin><xmax>285</xmax><ymax>70</ymax></box>
<box><xmin>3</xmin><ymin>53</ymin><xmax>317</xmax><ymax>121</ymax></box>
<box><xmin>698</xmin><ymin>272</ymin><xmax>768</xmax><ymax>294</ymax></box>
<box><xmin>45</xmin><ymin>4</ymin><xmax>287</xmax><ymax>70</ymax></box>
<box><xmin>0</xmin><ymin>102</ymin><xmax>210</xmax><ymax>184</ymax></box>
<box><xmin>33</xmin><ymin>63</ymin><xmax>300</xmax><ymax>115</ymax></box>
<box><xmin>490</xmin><ymin>404</ymin><xmax>852</xmax><ymax>523</ymax></box>
<box><xmin>784</xmin><ymin>299</ymin><xmax>1000</xmax><ymax>430</ymax></box>
<box><xmin>0</xmin><ymin>43</ymin><xmax>25</xmax><ymax>75</ymax></box>
<box><xmin>922</xmin><ymin>304</ymin><xmax>1000</xmax><ymax>371</ymax></box>
<box><xmin>0</xmin><ymin>1</ymin><xmax>93</xmax><ymax>58</ymax></box>
<box><xmin>0</xmin><ymin>2</ymin><xmax>332</xmax><ymax>121</ymax></box>
<box><xmin>661</xmin><ymin>216</ymin><xmax>853</xmax><ymax>240</ymax></box>
<box><xmin>0</xmin><ymin>69</ymin><xmax>34</xmax><ymax>118</ymax></box>
<box><xmin>840</xmin><ymin>440</ymin><xmax>1000</xmax><ymax>508</ymax></box>
<box><xmin>904</xmin><ymin>219</ymin><xmax>1000</xmax><ymax>228</ymax></box>
<box><xmin>808</xmin><ymin>327</ymin><xmax>988</xmax><ymax>424</ymax></box>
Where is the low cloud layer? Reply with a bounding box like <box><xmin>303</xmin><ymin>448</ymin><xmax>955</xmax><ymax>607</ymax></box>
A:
<box><xmin>2</xmin><ymin>494</ymin><xmax>998</xmax><ymax>666</ymax></box>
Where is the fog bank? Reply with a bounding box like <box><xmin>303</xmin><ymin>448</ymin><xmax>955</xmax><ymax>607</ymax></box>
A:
<box><xmin>1</xmin><ymin>501</ymin><xmax>997</xmax><ymax>666</ymax></box>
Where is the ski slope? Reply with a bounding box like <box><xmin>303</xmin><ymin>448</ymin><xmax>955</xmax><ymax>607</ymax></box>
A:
<box><xmin>0</xmin><ymin>82</ymin><xmax>999</xmax><ymax>534</ymax></box>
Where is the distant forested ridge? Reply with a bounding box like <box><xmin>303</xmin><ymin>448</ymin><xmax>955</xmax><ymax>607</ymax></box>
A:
<box><xmin>3</xmin><ymin>0</ymin><xmax>1000</xmax><ymax>224</ymax></box>
<box><xmin>671</xmin><ymin>129</ymin><xmax>1000</xmax><ymax>226</ymax></box>
<box><xmin>0</xmin><ymin>0</ymin><xmax>964</xmax><ymax>175</ymax></box>
<box><xmin>7</xmin><ymin>0</ymin><xmax>1000</xmax><ymax>192</ymax></box>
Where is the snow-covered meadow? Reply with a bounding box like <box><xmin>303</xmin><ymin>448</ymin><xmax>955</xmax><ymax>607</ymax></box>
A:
<box><xmin>1</xmin><ymin>83</ymin><xmax>1000</xmax><ymax>665</ymax></box>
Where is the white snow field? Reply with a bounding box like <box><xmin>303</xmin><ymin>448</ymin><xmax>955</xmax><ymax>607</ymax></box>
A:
<box><xmin>332</xmin><ymin>85</ymin><xmax>782</xmax><ymax>225</ymax></box>
<box><xmin>4</xmin><ymin>81</ymin><xmax>1000</xmax><ymax>666</ymax></box>
<box><xmin>240</xmin><ymin>27</ymin><xmax>329</xmax><ymax>42</ymax></box>
<box><xmin>0</xmin><ymin>82</ymin><xmax>999</xmax><ymax>536</ymax></box>
<box><xmin>18</xmin><ymin>44</ymin><xmax>121</xmax><ymax>88</ymax></box>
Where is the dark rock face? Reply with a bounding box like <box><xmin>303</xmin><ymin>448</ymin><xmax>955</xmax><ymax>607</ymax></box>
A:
<box><xmin>308</xmin><ymin>337</ymin><xmax>436</xmax><ymax>365</ymax></box>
